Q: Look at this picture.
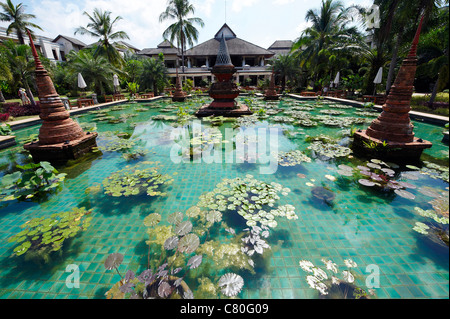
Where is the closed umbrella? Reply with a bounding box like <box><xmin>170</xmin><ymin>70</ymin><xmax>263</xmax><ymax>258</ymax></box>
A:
<box><xmin>373</xmin><ymin>67</ymin><xmax>383</xmax><ymax>95</ymax></box>
<box><xmin>78</xmin><ymin>73</ymin><xmax>87</xmax><ymax>89</ymax></box>
<box><xmin>113</xmin><ymin>74</ymin><xmax>120</xmax><ymax>92</ymax></box>
<box><xmin>333</xmin><ymin>72</ymin><xmax>340</xmax><ymax>85</ymax></box>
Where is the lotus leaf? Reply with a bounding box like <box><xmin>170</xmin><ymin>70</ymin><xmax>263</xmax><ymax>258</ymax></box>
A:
<box><xmin>175</xmin><ymin>221</ymin><xmax>193</xmax><ymax>236</ymax></box>
<box><xmin>0</xmin><ymin>162</ymin><xmax>66</xmax><ymax>202</ymax></box>
<box><xmin>102</xmin><ymin>165</ymin><xmax>173</xmax><ymax>198</ymax></box>
<box><xmin>105</xmin><ymin>253</ymin><xmax>124</xmax><ymax>270</ymax></box>
<box><xmin>144</xmin><ymin>213</ymin><xmax>161</xmax><ymax>227</ymax></box>
<box><xmin>177</xmin><ymin>233</ymin><xmax>200</xmax><ymax>254</ymax></box>
<box><xmin>8</xmin><ymin>207</ymin><xmax>92</xmax><ymax>259</ymax></box>
<box><xmin>307</xmin><ymin>141</ymin><xmax>352</xmax><ymax>160</ymax></box>
<box><xmin>218</xmin><ymin>273</ymin><xmax>244</xmax><ymax>297</ymax></box>
<box><xmin>187</xmin><ymin>255</ymin><xmax>203</xmax><ymax>269</ymax></box>
<box><xmin>276</xmin><ymin>150</ymin><xmax>312</xmax><ymax>166</ymax></box>
<box><xmin>164</xmin><ymin>236</ymin><xmax>179</xmax><ymax>251</ymax></box>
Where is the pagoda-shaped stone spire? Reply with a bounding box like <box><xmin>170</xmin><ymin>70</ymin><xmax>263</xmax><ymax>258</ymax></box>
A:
<box><xmin>353</xmin><ymin>15</ymin><xmax>432</xmax><ymax>161</ymax></box>
<box><xmin>264</xmin><ymin>69</ymin><xmax>279</xmax><ymax>101</ymax></box>
<box><xmin>215</xmin><ymin>34</ymin><xmax>232</xmax><ymax>66</ymax></box>
<box><xmin>172</xmin><ymin>66</ymin><xmax>187</xmax><ymax>102</ymax></box>
<box><xmin>24</xmin><ymin>29</ymin><xmax>97</xmax><ymax>163</ymax></box>
<box><xmin>195</xmin><ymin>34</ymin><xmax>252</xmax><ymax>117</ymax></box>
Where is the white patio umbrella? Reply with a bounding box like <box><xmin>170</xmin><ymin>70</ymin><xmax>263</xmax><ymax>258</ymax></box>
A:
<box><xmin>373</xmin><ymin>67</ymin><xmax>383</xmax><ymax>95</ymax></box>
<box><xmin>78</xmin><ymin>73</ymin><xmax>87</xmax><ymax>89</ymax></box>
<box><xmin>333</xmin><ymin>72</ymin><xmax>340</xmax><ymax>87</ymax></box>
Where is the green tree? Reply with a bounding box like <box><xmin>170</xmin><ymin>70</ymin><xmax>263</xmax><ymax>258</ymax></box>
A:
<box><xmin>66</xmin><ymin>50</ymin><xmax>121</xmax><ymax>96</ymax></box>
<box><xmin>292</xmin><ymin>0</ymin><xmax>359</xmax><ymax>89</ymax></box>
<box><xmin>139</xmin><ymin>57</ymin><xmax>168</xmax><ymax>96</ymax></box>
<box><xmin>1</xmin><ymin>39</ymin><xmax>36</xmax><ymax>105</ymax></box>
<box><xmin>0</xmin><ymin>0</ymin><xmax>42</xmax><ymax>44</ymax></box>
<box><xmin>271</xmin><ymin>53</ymin><xmax>299</xmax><ymax>92</ymax></box>
<box><xmin>0</xmin><ymin>46</ymin><xmax>12</xmax><ymax>102</ymax></box>
<box><xmin>159</xmin><ymin>0</ymin><xmax>204</xmax><ymax>71</ymax></box>
<box><xmin>74</xmin><ymin>8</ymin><xmax>130</xmax><ymax>68</ymax></box>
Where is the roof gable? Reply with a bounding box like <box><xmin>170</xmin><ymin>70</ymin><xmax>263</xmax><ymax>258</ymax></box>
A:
<box><xmin>53</xmin><ymin>35</ymin><xmax>87</xmax><ymax>47</ymax></box>
<box><xmin>214</xmin><ymin>23</ymin><xmax>237</xmax><ymax>40</ymax></box>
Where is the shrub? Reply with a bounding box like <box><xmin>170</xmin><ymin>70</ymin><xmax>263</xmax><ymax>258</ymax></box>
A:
<box><xmin>0</xmin><ymin>113</ymin><xmax>10</xmax><ymax>122</ymax></box>
<box><xmin>2</xmin><ymin>102</ymin><xmax>40</xmax><ymax>117</ymax></box>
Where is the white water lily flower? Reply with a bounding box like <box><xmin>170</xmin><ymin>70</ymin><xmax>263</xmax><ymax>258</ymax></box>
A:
<box><xmin>299</xmin><ymin>260</ymin><xmax>315</xmax><ymax>273</ymax></box>
<box><xmin>331</xmin><ymin>276</ymin><xmax>340</xmax><ymax>285</ymax></box>
<box><xmin>342</xmin><ymin>270</ymin><xmax>355</xmax><ymax>283</ymax></box>
<box><xmin>322</xmin><ymin>259</ymin><xmax>338</xmax><ymax>273</ymax></box>
<box><xmin>306</xmin><ymin>275</ymin><xmax>320</xmax><ymax>288</ymax></box>
<box><xmin>313</xmin><ymin>267</ymin><xmax>328</xmax><ymax>280</ymax></box>
<box><xmin>316</xmin><ymin>282</ymin><xmax>328</xmax><ymax>295</ymax></box>
<box><xmin>344</xmin><ymin>259</ymin><xmax>357</xmax><ymax>268</ymax></box>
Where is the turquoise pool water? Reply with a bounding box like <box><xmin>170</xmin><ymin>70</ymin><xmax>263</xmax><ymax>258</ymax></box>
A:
<box><xmin>0</xmin><ymin>96</ymin><xmax>448</xmax><ymax>299</ymax></box>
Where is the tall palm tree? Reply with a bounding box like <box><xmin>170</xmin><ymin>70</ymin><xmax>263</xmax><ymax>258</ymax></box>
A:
<box><xmin>74</xmin><ymin>8</ymin><xmax>130</xmax><ymax>68</ymax></box>
<box><xmin>0</xmin><ymin>0</ymin><xmax>42</xmax><ymax>44</ymax></box>
<box><xmin>159</xmin><ymin>0</ymin><xmax>204</xmax><ymax>71</ymax></box>
<box><xmin>292</xmin><ymin>0</ymin><xmax>359</xmax><ymax>89</ymax></box>
<box><xmin>66</xmin><ymin>50</ymin><xmax>121</xmax><ymax>96</ymax></box>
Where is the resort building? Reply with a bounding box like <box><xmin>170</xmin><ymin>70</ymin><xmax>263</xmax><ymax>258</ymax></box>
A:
<box><xmin>1</xmin><ymin>26</ymin><xmax>66</xmax><ymax>62</ymax></box>
<box><xmin>139</xmin><ymin>24</ymin><xmax>285</xmax><ymax>87</ymax></box>
<box><xmin>52</xmin><ymin>35</ymin><xmax>87</xmax><ymax>61</ymax></box>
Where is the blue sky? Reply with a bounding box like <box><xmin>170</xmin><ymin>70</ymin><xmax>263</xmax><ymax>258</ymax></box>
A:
<box><xmin>0</xmin><ymin>0</ymin><xmax>372</xmax><ymax>50</ymax></box>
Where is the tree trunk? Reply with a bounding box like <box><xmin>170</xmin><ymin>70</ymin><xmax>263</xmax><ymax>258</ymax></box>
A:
<box><xmin>23</xmin><ymin>79</ymin><xmax>36</xmax><ymax>107</ymax></box>
<box><xmin>0</xmin><ymin>88</ymin><xmax>5</xmax><ymax>103</ymax></box>
<box><xmin>386</xmin><ymin>30</ymin><xmax>403</xmax><ymax>95</ymax></box>
<box><xmin>428</xmin><ymin>79</ymin><xmax>439</xmax><ymax>107</ymax></box>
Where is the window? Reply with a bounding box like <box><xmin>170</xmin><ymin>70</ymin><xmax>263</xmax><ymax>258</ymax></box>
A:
<box><xmin>52</xmin><ymin>49</ymin><xmax>58</xmax><ymax>60</ymax></box>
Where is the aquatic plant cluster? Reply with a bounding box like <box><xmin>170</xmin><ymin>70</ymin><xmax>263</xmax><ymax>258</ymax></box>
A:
<box><xmin>1</xmin><ymin>96</ymin><xmax>448</xmax><ymax>300</ymax></box>
<box><xmin>197</xmin><ymin>174</ymin><xmax>297</xmax><ymax>228</ymax></box>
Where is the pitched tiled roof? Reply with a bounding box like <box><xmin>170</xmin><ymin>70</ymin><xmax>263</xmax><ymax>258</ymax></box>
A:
<box><xmin>52</xmin><ymin>35</ymin><xmax>87</xmax><ymax>47</ymax></box>
<box><xmin>185</xmin><ymin>37</ymin><xmax>274</xmax><ymax>57</ymax></box>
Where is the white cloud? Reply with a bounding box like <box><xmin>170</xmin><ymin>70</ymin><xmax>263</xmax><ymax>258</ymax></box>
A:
<box><xmin>29</xmin><ymin>0</ymin><xmax>170</xmax><ymax>49</ymax></box>
<box><xmin>231</xmin><ymin>0</ymin><xmax>260</xmax><ymax>13</ymax></box>
<box><xmin>272</xmin><ymin>0</ymin><xmax>294</xmax><ymax>5</ymax></box>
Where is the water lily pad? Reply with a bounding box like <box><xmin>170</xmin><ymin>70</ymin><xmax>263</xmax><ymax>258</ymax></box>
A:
<box><xmin>167</xmin><ymin>212</ymin><xmax>183</xmax><ymax>225</ymax></box>
<box><xmin>144</xmin><ymin>213</ymin><xmax>161</xmax><ymax>227</ymax></box>
<box><xmin>164</xmin><ymin>236</ymin><xmax>179</xmax><ymax>251</ymax></box>
<box><xmin>177</xmin><ymin>233</ymin><xmax>200</xmax><ymax>254</ymax></box>
<box><xmin>104</xmin><ymin>253</ymin><xmax>124</xmax><ymax>270</ymax></box>
<box><xmin>175</xmin><ymin>221</ymin><xmax>193</xmax><ymax>236</ymax></box>
<box><xmin>218</xmin><ymin>273</ymin><xmax>244</xmax><ymax>297</ymax></box>
<box><xmin>359</xmin><ymin>179</ymin><xmax>376</xmax><ymax>187</ymax></box>
<box><xmin>187</xmin><ymin>255</ymin><xmax>203</xmax><ymax>269</ymax></box>
<box><xmin>394</xmin><ymin>189</ymin><xmax>416</xmax><ymax>200</ymax></box>
<box><xmin>397</xmin><ymin>181</ymin><xmax>417</xmax><ymax>189</ymax></box>
<box><xmin>417</xmin><ymin>187</ymin><xmax>441</xmax><ymax>198</ymax></box>
<box><xmin>406</xmin><ymin>165</ymin><xmax>420</xmax><ymax>170</ymax></box>
<box><xmin>311</xmin><ymin>187</ymin><xmax>335</xmax><ymax>202</ymax></box>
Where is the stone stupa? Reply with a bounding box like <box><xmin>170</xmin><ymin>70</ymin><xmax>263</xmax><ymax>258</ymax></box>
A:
<box><xmin>195</xmin><ymin>34</ymin><xmax>252</xmax><ymax>117</ymax></box>
<box><xmin>172</xmin><ymin>66</ymin><xmax>187</xmax><ymax>102</ymax></box>
<box><xmin>353</xmin><ymin>15</ymin><xmax>432</xmax><ymax>161</ymax></box>
<box><xmin>264</xmin><ymin>69</ymin><xmax>279</xmax><ymax>101</ymax></box>
<box><xmin>23</xmin><ymin>29</ymin><xmax>98</xmax><ymax>164</ymax></box>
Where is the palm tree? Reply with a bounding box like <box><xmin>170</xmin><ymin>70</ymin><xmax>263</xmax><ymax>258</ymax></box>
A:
<box><xmin>74</xmin><ymin>8</ymin><xmax>130</xmax><ymax>68</ymax></box>
<box><xmin>139</xmin><ymin>57</ymin><xmax>168</xmax><ymax>96</ymax></box>
<box><xmin>1</xmin><ymin>39</ymin><xmax>36</xmax><ymax>105</ymax></box>
<box><xmin>66</xmin><ymin>50</ymin><xmax>121</xmax><ymax>96</ymax></box>
<box><xmin>0</xmin><ymin>0</ymin><xmax>42</xmax><ymax>44</ymax></box>
<box><xmin>292</xmin><ymin>0</ymin><xmax>359</xmax><ymax>89</ymax></box>
<box><xmin>271</xmin><ymin>53</ymin><xmax>299</xmax><ymax>92</ymax></box>
<box><xmin>159</xmin><ymin>0</ymin><xmax>204</xmax><ymax>71</ymax></box>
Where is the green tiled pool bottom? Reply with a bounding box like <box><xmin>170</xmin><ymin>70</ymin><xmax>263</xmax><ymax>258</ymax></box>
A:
<box><xmin>0</xmin><ymin>97</ymin><xmax>448</xmax><ymax>299</ymax></box>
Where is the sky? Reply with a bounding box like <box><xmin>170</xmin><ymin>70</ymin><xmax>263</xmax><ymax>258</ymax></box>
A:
<box><xmin>0</xmin><ymin>0</ymin><xmax>373</xmax><ymax>50</ymax></box>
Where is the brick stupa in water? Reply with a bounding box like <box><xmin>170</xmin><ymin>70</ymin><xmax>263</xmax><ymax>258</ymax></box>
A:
<box><xmin>264</xmin><ymin>69</ymin><xmax>279</xmax><ymax>101</ymax></box>
<box><xmin>24</xmin><ymin>29</ymin><xmax>98</xmax><ymax>164</ymax></box>
<box><xmin>195</xmin><ymin>35</ymin><xmax>252</xmax><ymax>117</ymax></box>
<box><xmin>172</xmin><ymin>67</ymin><xmax>187</xmax><ymax>102</ymax></box>
<box><xmin>353</xmin><ymin>15</ymin><xmax>432</xmax><ymax>162</ymax></box>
